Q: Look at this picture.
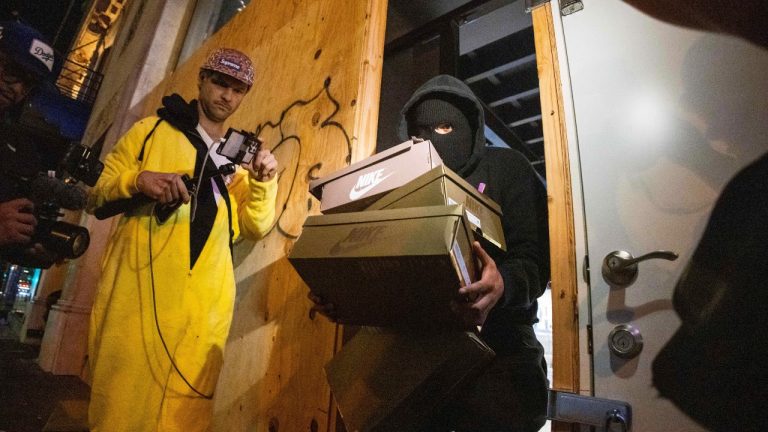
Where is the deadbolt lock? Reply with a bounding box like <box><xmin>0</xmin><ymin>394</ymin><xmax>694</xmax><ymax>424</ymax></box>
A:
<box><xmin>608</xmin><ymin>324</ymin><xmax>643</xmax><ymax>359</ymax></box>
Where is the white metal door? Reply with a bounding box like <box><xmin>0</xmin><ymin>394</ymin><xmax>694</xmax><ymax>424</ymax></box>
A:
<box><xmin>555</xmin><ymin>1</ymin><xmax>768</xmax><ymax>430</ymax></box>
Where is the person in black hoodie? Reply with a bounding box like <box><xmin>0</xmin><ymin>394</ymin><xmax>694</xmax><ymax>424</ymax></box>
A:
<box><xmin>399</xmin><ymin>75</ymin><xmax>550</xmax><ymax>431</ymax></box>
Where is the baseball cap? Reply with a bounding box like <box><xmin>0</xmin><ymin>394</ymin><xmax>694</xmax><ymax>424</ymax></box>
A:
<box><xmin>201</xmin><ymin>48</ymin><xmax>254</xmax><ymax>87</ymax></box>
<box><xmin>0</xmin><ymin>21</ymin><xmax>56</xmax><ymax>82</ymax></box>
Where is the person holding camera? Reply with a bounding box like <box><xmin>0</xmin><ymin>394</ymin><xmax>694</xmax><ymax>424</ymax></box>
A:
<box><xmin>0</xmin><ymin>21</ymin><xmax>58</xmax><ymax>265</ymax></box>
<box><xmin>87</xmin><ymin>48</ymin><xmax>278</xmax><ymax>432</ymax></box>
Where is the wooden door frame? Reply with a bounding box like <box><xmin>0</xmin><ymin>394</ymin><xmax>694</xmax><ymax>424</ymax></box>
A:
<box><xmin>532</xmin><ymin>3</ymin><xmax>581</xmax><ymax>430</ymax></box>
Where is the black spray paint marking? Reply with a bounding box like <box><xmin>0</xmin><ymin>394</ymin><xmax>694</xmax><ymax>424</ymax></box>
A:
<box><xmin>255</xmin><ymin>77</ymin><xmax>352</xmax><ymax>239</ymax></box>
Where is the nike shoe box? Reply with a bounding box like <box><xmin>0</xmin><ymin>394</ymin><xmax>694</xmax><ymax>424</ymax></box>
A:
<box><xmin>365</xmin><ymin>165</ymin><xmax>506</xmax><ymax>255</ymax></box>
<box><xmin>309</xmin><ymin>139</ymin><xmax>443</xmax><ymax>214</ymax></box>
<box><xmin>325</xmin><ymin>327</ymin><xmax>495</xmax><ymax>432</ymax></box>
<box><xmin>288</xmin><ymin>205</ymin><xmax>477</xmax><ymax>329</ymax></box>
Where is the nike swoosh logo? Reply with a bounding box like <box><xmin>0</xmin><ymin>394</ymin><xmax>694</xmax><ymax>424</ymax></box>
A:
<box><xmin>6</xmin><ymin>143</ymin><xmax>17</xmax><ymax>152</ymax></box>
<box><xmin>348</xmin><ymin>172</ymin><xmax>394</xmax><ymax>200</ymax></box>
<box><xmin>329</xmin><ymin>226</ymin><xmax>387</xmax><ymax>256</ymax></box>
<box><xmin>329</xmin><ymin>239</ymin><xmax>363</xmax><ymax>256</ymax></box>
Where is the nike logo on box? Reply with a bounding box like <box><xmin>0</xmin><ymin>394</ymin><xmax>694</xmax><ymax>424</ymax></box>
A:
<box><xmin>349</xmin><ymin>168</ymin><xmax>394</xmax><ymax>200</ymax></box>
<box><xmin>329</xmin><ymin>225</ymin><xmax>387</xmax><ymax>255</ymax></box>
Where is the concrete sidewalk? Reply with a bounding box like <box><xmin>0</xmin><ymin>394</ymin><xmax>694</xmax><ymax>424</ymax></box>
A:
<box><xmin>0</xmin><ymin>323</ymin><xmax>90</xmax><ymax>432</ymax></box>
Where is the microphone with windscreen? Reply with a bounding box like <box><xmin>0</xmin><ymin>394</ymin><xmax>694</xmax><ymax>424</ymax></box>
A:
<box><xmin>27</xmin><ymin>174</ymin><xmax>88</xmax><ymax>210</ymax></box>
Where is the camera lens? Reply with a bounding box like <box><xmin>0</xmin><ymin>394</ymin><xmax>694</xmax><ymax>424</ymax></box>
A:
<box><xmin>45</xmin><ymin>221</ymin><xmax>91</xmax><ymax>258</ymax></box>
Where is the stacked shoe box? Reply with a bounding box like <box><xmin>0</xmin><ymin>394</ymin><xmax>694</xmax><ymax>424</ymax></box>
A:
<box><xmin>289</xmin><ymin>139</ymin><xmax>507</xmax><ymax>328</ymax></box>
<box><xmin>287</xmin><ymin>139</ymin><xmax>505</xmax><ymax>431</ymax></box>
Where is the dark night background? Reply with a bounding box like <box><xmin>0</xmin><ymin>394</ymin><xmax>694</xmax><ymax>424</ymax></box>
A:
<box><xmin>1</xmin><ymin>0</ymin><xmax>89</xmax><ymax>55</ymax></box>
<box><xmin>2</xmin><ymin>1</ymin><xmax>96</xmax><ymax>163</ymax></box>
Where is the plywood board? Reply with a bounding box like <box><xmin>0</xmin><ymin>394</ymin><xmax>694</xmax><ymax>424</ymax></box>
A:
<box><xmin>83</xmin><ymin>0</ymin><xmax>387</xmax><ymax>431</ymax></box>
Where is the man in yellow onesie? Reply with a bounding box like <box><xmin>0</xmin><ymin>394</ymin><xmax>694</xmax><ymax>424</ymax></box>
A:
<box><xmin>87</xmin><ymin>48</ymin><xmax>278</xmax><ymax>432</ymax></box>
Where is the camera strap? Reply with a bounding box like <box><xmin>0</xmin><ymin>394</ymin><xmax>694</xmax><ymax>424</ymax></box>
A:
<box><xmin>137</xmin><ymin>118</ymin><xmax>163</xmax><ymax>162</ymax></box>
<box><xmin>184</xmin><ymin>127</ymin><xmax>234</xmax><ymax>268</ymax></box>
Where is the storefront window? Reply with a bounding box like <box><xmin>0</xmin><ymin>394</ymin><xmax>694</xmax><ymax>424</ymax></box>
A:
<box><xmin>1</xmin><ymin>263</ymin><xmax>42</xmax><ymax>327</ymax></box>
<box><xmin>177</xmin><ymin>0</ymin><xmax>252</xmax><ymax>65</ymax></box>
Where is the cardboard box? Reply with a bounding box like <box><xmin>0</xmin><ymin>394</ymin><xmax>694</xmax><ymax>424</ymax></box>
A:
<box><xmin>366</xmin><ymin>165</ymin><xmax>506</xmax><ymax>254</ymax></box>
<box><xmin>309</xmin><ymin>140</ymin><xmax>443</xmax><ymax>214</ymax></box>
<box><xmin>288</xmin><ymin>205</ymin><xmax>476</xmax><ymax>329</ymax></box>
<box><xmin>325</xmin><ymin>327</ymin><xmax>495</xmax><ymax>432</ymax></box>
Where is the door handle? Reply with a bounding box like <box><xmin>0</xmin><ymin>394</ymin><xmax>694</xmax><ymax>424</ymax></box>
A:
<box><xmin>601</xmin><ymin>250</ymin><xmax>678</xmax><ymax>288</ymax></box>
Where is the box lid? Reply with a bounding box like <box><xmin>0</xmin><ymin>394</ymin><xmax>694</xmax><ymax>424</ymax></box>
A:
<box><xmin>292</xmin><ymin>205</ymin><xmax>471</xmax><ymax>259</ymax></box>
<box><xmin>368</xmin><ymin>165</ymin><xmax>502</xmax><ymax>215</ymax></box>
<box><xmin>309</xmin><ymin>139</ymin><xmax>424</xmax><ymax>200</ymax></box>
<box><xmin>302</xmin><ymin>202</ymin><xmax>465</xmax><ymax>227</ymax></box>
<box><xmin>308</xmin><ymin>140</ymin><xmax>443</xmax><ymax>214</ymax></box>
<box><xmin>366</xmin><ymin>165</ymin><xmax>506</xmax><ymax>253</ymax></box>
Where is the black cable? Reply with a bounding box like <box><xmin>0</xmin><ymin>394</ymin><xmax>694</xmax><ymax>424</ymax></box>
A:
<box><xmin>148</xmin><ymin>207</ymin><xmax>213</xmax><ymax>399</ymax></box>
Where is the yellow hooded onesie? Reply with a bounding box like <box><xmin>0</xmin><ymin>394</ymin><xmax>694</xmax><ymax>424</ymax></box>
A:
<box><xmin>88</xmin><ymin>115</ymin><xmax>276</xmax><ymax>431</ymax></box>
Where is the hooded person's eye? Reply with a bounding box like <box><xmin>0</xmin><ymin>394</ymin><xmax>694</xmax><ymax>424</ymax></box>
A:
<box><xmin>434</xmin><ymin>122</ymin><xmax>453</xmax><ymax>134</ymax></box>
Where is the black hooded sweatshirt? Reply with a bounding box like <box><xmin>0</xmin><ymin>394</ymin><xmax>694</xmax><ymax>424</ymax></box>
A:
<box><xmin>398</xmin><ymin>75</ymin><xmax>550</xmax><ymax>355</ymax></box>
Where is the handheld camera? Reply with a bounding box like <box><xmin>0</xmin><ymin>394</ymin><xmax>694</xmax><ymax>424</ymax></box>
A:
<box><xmin>32</xmin><ymin>142</ymin><xmax>103</xmax><ymax>260</ymax></box>
<box><xmin>216</xmin><ymin>128</ymin><xmax>261</xmax><ymax>165</ymax></box>
<box><xmin>8</xmin><ymin>142</ymin><xmax>104</xmax><ymax>267</ymax></box>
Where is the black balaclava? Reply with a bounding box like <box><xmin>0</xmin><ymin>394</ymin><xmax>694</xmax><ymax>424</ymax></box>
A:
<box><xmin>407</xmin><ymin>96</ymin><xmax>474</xmax><ymax>172</ymax></box>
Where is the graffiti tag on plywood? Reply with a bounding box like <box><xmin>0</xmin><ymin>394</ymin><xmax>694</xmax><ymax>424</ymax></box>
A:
<box><xmin>253</xmin><ymin>77</ymin><xmax>352</xmax><ymax>240</ymax></box>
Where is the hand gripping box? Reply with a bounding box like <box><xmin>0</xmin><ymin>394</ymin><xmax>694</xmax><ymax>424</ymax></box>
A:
<box><xmin>366</xmin><ymin>165</ymin><xmax>506</xmax><ymax>255</ymax></box>
<box><xmin>288</xmin><ymin>205</ymin><xmax>477</xmax><ymax>329</ymax></box>
<box><xmin>325</xmin><ymin>327</ymin><xmax>495</xmax><ymax>432</ymax></box>
<box><xmin>309</xmin><ymin>139</ymin><xmax>443</xmax><ymax>214</ymax></box>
